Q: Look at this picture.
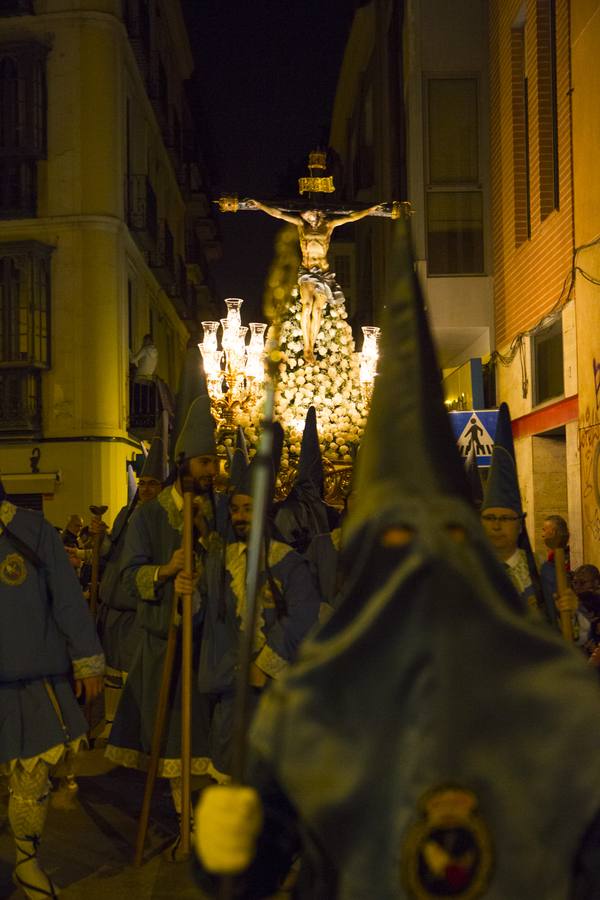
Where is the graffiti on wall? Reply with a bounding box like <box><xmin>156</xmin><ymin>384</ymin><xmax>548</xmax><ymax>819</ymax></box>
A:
<box><xmin>580</xmin><ymin>403</ymin><xmax>600</xmax><ymax>556</ymax></box>
<box><xmin>594</xmin><ymin>357</ymin><xmax>600</xmax><ymax>410</ymax></box>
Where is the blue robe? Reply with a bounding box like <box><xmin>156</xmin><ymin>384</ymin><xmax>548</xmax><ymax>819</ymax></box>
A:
<box><xmin>540</xmin><ymin>557</ymin><xmax>561</xmax><ymax>629</ymax></box>
<box><xmin>97</xmin><ymin>503</ymin><xmax>142</xmax><ymax>672</ymax></box>
<box><xmin>197</xmin><ymin>538</ymin><xmax>321</xmax><ymax>776</ymax></box>
<box><xmin>239</xmin><ymin>497</ymin><xmax>600</xmax><ymax>899</ymax></box>
<box><xmin>105</xmin><ymin>485</ymin><xmax>218</xmax><ymax>778</ymax></box>
<box><xmin>0</xmin><ymin>500</ymin><xmax>104</xmax><ymax>767</ymax></box>
<box><xmin>305</xmin><ymin>528</ymin><xmax>342</xmax><ymax>608</ymax></box>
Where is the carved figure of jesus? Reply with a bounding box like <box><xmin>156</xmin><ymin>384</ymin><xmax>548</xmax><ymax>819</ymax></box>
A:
<box><xmin>245</xmin><ymin>200</ymin><xmax>385</xmax><ymax>362</ymax></box>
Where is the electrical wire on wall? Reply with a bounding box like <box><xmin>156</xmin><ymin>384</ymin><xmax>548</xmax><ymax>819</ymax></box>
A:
<box><xmin>490</xmin><ymin>235</ymin><xmax>600</xmax><ymax>399</ymax></box>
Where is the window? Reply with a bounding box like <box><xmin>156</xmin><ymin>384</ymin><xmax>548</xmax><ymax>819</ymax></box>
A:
<box><xmin>511</xmin><ymin>21</ymin><xmax>531</xmax><ymax>244</ymax></box>
<box><xmin>536</xmin><ymin>0</ymin><xmax>559</xmax><ymax>217</ymax></box>
<box><xmin>0</xmin><ymin>1</ymin><xmax>34</xmax><ymax>16</ymax></box>
<box><xmin>124</xmin><ymin>0</ymin><xmax>151</xmax><ymax>76</ymax></box>
<box><xmin>354</xmin><ymin>83</ymin><xmax>374</xmax><ymax>190</ymax></box>
<box><xmin>533</xmin><ymin>319</ymin><xmax>563</xmax><ymax>405</ymax></box>
<box><xmin>0</xmin><ymin>240</ymin><xmax>51</xmax><ymax>437</ymax></box>
<box><xmin>0</xmin><ymin>241</ymin><xmax>52</xmax><ymax>366</ymax></box>
<box><xmin>158</xmin><ymin>58</ymin><xmax>168</xmax><ymax>123</ymax></box>
<box><xmin>0</xmin><ymin>41</ymin><xmax>47</xmax><ymax>217</ymax></box>
<box><xmin>0</xmin><ymin>367</ymin><xmax>42</xmax><ymax>435</ymax></box>
<box><xmin>426</xmin><ymin>78</ymin><xmax>484</xmax><ymax>275</ymax></box>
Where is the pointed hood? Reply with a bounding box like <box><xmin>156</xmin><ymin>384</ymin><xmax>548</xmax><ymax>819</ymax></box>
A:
<box><xmin>235</xmin><ymin>425</ymin><xmax>250</xmax><ymax>464</ymax></box>
<box><xmin>464</xmin><ymin>444</ymin><xmax>484</xmax><ymax>510</ymax></box>
<box><xmin>481</xmin><ymin>403</ymin><xmax>522</xmax><ymax>514</ymax></box>
<box><xmin>226</xmin><ymin>425</ymin><xmax>250</xmax><ymax>475</ymax></box>
<box><xmin>230</xmin><ymin>422</ymin><xmax>283</xmax><ymax>502</ymax></box>
<box><xmin>229</xmin><ymin>447</ymin><xmax>251</xmax><ymax>496</ymax></box>
<box><xmin>172</xmin><ymin>340</ymin><xmax>210</xmax><ymax>455</ymax></box>
<box><xmin>347</xmin><ymin>218</ymin><xmax>469</xmax><ymax>549</ymax></box>
<box><xmin>273</xmin><ymin>407</ymin><xmax>335</xmax><ymax>551</ymax></box>
<box><xmin>174</xmin><ymin>395</ymin><xmax>216</xmax><ymax>463</ymax></box>
<box><xmin>140</xmin><ymin>435</ymin><xmax>168</xmax><ymax>483</ymax></box>
<box><xmin>126</xmin><ymin>464</ymin><xmax>137</xmax><ymax>506</ymax></box>
<box><xmin>247</xmin><ymin>223</ymin><xmax>600</xmax><ymax>897</ymax></box>
<box><xmin>294</xmin><ymin>406</ymin><xmax>324</xmax><ymax>494</ymax></box>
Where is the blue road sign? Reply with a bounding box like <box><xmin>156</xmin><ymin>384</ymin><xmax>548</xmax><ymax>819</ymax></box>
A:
<box><xmin>449</xmin><ymin>410</ymin><xmax>499</xmax><ymax>467</ymax></box>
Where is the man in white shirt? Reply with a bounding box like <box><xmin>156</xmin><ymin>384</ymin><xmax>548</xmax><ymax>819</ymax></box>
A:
<box><xmin>131</xmin><ymin>333</ymin><xmax>158</xmax><ymax>378</ymax></box>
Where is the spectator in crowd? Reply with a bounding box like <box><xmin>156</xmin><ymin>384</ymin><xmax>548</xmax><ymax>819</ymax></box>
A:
<box><xmin>61</xmin><ymin>513</ymin><xmax>83</xmax><ymax>548</ymax></box>
<box><xmin>130</xmin><ymin>333</ymin><xmax>158</xmax><ymax>379</ymax></box>
<box><xmin>572</xmin><ymin>565</ymin><xmax>600</xmax><ymax>655</ymax></box>
<box><xmin>540</xmin><ymin>515</ymin><xmax>570</xmax><ymax>629</ymax></box>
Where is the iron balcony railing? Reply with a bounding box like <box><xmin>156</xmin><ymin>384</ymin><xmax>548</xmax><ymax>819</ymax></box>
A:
<box><xmin>0</xmin><ymin>367</ymin><xmax>41</xmax><ymax>437</ymax></box>
<box><xmin>127</xmin><ymin>175</ymin><xmax>158</xmax><ymax>248</ymax></box>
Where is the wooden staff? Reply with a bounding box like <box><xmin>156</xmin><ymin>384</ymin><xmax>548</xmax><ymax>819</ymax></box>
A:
<box><xmin>133</xmin><ymin>594</ymin><xmax>180</xmax><ymax>867</ymax></box>
<box><xmin>555</xmin><ymin>546</ymin><xmax>574</xmax><ymax>642</ymax></box>
<box><xmin>179</xmin><ymin>476</ymin><xmax>195</xmax><ymax>859</ymax></box>
<box><xmin>88</xmin><ymin>504</ymin><xmax>108</xmax><ymax>619</ymax></box>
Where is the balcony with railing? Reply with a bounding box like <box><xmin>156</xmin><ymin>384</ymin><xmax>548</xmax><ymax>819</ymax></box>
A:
<box><xmin>128</xmin><ymin>370</ymin><xmax>175</xmax><ymax>439</ymax></box>
<box><xmin>123</xmin><ymin>0</ymin><xmax>151</xmax><ymax>78</ymax></box>
<box><xmin>0</xmin><ymin>368</ymin><xmax>42</xmax><ymax>437</ymax></box>
<box><xmin>128</xmin><ymin>376</ymin><xmax>158</xmax><ymax>432</ymax></box>
<box><xmin>149</xmin><ymin>219</ymin><xmax>175</xmax><ymax>293</ymax></box>
<box><xmin>0</xmin><ymin>159</ymin><xmax>36</xmax><ymax>218</ymax></box>
<box><xmin>185</xmin><ymin>226</ymin><xmax>203</xmax><ymax>265</ymax></box>
<box><xmin>127</xmin><ymin>175</ymin><xmax>158</xmax><ymax>250</ymax></box>
<box><xmin>147</xmin><ymin>63</ymin><xmax>169</xmax><ymax>136</ymax></box>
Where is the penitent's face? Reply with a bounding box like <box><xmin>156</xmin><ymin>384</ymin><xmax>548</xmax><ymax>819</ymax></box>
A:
<box><xmin>541</xmin><ymin>518</ymin><xmax>557</xmax><ymax>548</ymax></box>
<box><xmin>137</xmin><ymin>477</ymin><xmax>162</xmax><ymax>505</ymax></box>
<box><xmin>480</xmin><ymin>507</ymin><xmax>522</xmax><ymax>559</ymax></box>
<box><xmin>187</xmin><ymin>455</ymin><xmax>218</xmax><ymax>494</ymax></box>
<box><xmin>230</xmin><ymin>494</ymin><xmax>253</xmax><ymax>541</ymax></box>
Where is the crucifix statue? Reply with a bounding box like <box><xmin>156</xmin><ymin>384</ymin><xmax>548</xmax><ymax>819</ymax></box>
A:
<box><xmin>217</xmin><ymin>150</ymin><xmax>410</xmax><ymax>363</ymax></box>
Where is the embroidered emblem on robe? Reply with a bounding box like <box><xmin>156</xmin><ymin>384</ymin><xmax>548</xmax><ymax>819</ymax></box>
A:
<box><xmin>402</xmin><ymin>786</ymin><xmax>493</xmax><ymax>899</ymax></box>
<box><xmin>0</xmin><ymin>552</ymin><xmax>28</xmax><ymax>587</ymax></box>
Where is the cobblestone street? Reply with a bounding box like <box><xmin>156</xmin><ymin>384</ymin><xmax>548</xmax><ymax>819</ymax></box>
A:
<box><xmin>0</xmin><ymin>748</ymin><xmax>205</xmax><ymax>900</ymax></box>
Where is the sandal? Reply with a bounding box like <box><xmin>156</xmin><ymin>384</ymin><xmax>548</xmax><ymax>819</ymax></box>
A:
<box><xmin>13</xmin><ymin>837</ymin><xmax>60</xmax><ymax>899</ymax></box>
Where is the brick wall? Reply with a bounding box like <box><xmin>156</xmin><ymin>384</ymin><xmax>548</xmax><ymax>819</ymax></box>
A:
<box><xmin>489</xmin><ymin>0</ymin><xmax>573</xmax><ymax>348</ymax></box>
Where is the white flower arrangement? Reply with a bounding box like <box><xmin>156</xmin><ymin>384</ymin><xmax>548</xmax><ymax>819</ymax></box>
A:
<box><xmin>242</xmin><ymin>284</ymin><xmax>373</xmax><ymax>468</ymax></box>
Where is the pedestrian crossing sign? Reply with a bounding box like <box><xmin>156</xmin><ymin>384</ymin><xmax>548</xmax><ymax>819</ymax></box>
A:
<box><xmin>449</xmin><ymin>410</ymin><xmax>499</xmax><ymax>467</ymax></box>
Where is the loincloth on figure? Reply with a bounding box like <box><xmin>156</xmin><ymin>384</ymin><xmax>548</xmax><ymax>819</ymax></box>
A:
<box><xmin>297</xmin><ymin>266</ymin><xmax>344</xmax><ymax>307</ymax></box>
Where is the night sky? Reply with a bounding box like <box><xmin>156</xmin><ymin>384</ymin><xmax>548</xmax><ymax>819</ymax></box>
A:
<box><xmin>182</xmin><ymin>0</ymin><xmax>357</xmax><ymax>320</ymax></box>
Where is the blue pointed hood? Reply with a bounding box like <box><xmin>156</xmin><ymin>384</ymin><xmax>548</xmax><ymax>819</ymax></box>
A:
<box><xmin>481</xmin><ymin>403</ymin><xmax>522</xmax><ymax>514</ymax></box>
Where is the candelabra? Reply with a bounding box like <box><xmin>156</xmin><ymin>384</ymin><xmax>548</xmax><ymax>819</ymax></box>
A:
<box><xmin>198</xmin><ymin>298</ymin><xmax>267</xmax><ymax>436</ymax></box>
<box><xmin>359</xmin><ymin>325</ymin><xmax>381</xmax><ymax>401</ymax></box>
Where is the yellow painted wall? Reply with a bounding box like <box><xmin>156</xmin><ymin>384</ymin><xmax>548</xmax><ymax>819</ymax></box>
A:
<box><xmin>571</xmin><ymin>1</ymin><xmax>600</xmax><ymax>568</ymax></box>
<box><xmin>0</xmin><ymin>439</ymin><xmax>135</xmax><ymax>530</ymax></box>
<box><xmin>0</xmin><ymin>5</ymin><xmax>191</xmax><ymax>523</ymax></box>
